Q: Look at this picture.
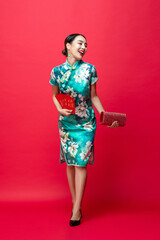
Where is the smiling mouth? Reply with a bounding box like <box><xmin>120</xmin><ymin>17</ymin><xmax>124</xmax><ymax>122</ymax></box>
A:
<box><xmin>79</xmin><ymin>50</ymin><xmax>84</xmax><ymax>56</ymax></box>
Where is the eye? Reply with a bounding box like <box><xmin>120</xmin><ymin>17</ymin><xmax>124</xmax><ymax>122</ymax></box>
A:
<box><xmin>78</xmin><ymin>42</ymin><xmax>87</xmax><ymax>48</ymax></box>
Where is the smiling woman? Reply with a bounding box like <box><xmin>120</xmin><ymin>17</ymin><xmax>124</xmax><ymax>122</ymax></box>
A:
<box><xmin>49</xmin><ymin>33</ymin><xmax>118</xmax><ymax>226</ymax></box>
<box><xmin>62</xmin><ymin>34</ymin><xmax>87</xmax><ymax>59</ymax></box>
<box><xmin>50</xmin><ymin>34</ymin><xmax>100</xmax><ymax>168</ymax></box>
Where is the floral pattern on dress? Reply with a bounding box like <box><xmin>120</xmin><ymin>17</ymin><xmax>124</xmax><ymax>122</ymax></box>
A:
<box><xmin>74</xmin><ymin>64</ymin><xmax>90</xmax><ymax>83</ymax></box>
<box><xmin>80</xmin><ymin>141</ymin><xmax>93</xmax><ymax>161</ymax></box>
<box><xmin>75</xmin><ymin>101</ymin><xmax>89</xmax><ymax>118</ymax></box>
<box><xmin>68</xmin><ymin>142</ymin><xmax>79</xmax><ymax>157</ymax></box>
<box><xmin>49</xmin><ymin>58</ymin><xmax>98</xmax><ymax>166</ymax></box>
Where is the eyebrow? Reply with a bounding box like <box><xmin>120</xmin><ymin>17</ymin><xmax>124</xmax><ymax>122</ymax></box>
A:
<box><xmin>77</xmin><ymin>40</ymin><xmax>87</xmax><ymax>45</ymax></box>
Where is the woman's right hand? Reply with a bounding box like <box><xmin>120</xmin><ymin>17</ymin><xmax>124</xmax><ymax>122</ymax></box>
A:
<box><xmin>107</xmin><ymin>121</ymin><xmax>119</xmax><ymax>128</ymax></box>
<box><xmin>58</xmin><ymin>108</ymin><xmax>73</xmax><ymax>117</ymax></box>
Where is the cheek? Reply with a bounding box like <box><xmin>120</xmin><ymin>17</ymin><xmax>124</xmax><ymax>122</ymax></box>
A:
<box><xmin>75</xmin><ymin>47</ymin><xmax>80</xmax><ymax>53</ymax></box>
<box><xmin>72</xmin><ymin>46</ymin><xmax>78</xmax><ymax>52</ymax></box>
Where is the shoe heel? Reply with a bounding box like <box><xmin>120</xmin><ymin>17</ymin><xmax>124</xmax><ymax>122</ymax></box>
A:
<box><xmin>69</xmin><ymin>212</ymin><xmax>82</xmax><ymax>227</ymax></box>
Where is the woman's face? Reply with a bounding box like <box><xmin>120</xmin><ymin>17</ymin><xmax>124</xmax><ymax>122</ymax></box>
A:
<box><xmin>66</xmin><ymin>35</ymin><xmax>87</xmax><ymax>60</ymax></box>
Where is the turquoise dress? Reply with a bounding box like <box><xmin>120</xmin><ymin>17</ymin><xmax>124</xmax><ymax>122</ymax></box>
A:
<box><xmin>49</xmin><ymin>58</ymin><xmax>99</xmax><ymax>167</ymax></box>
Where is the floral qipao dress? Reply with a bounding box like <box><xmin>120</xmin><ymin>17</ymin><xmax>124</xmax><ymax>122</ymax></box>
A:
<box><xmin>49</xmin><ymin>58</ymin><xmax>99</xmax><ymax>167</ymax></box>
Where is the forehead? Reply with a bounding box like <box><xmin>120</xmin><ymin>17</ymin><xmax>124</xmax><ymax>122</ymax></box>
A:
<box><xmin>75</xmin><ymin>35</ymin><xmax>87</xmax><ymax>43</ymax></box>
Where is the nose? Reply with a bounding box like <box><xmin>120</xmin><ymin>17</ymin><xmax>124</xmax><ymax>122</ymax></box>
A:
<box><xmin>81</xmin><ymin>43</ymin><xmax>86</xmax><ymax>49</ymax></box>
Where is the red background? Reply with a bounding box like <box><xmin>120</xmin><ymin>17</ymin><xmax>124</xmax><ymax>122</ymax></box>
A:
<box><xmin>0</xmin><ymin>0</ymin><xmax>160</xmax><ymax>211</ymax></box>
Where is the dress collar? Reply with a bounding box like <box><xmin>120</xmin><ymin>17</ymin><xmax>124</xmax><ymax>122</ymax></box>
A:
<box><xmin>65</xmin><ymin>58</ymin><xmax>81</xmax><ymax>69</ymax></box>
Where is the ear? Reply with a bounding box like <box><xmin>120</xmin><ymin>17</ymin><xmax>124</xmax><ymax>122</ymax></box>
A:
<box><xmin>66</xmin><ymin>43</ymin><xmax>71</xmax><ymax>50</ymax></box>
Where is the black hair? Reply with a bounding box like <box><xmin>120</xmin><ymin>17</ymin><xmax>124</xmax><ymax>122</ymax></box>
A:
<box><xmin>62</xmin><ymin>33</ymin><xmax>86</xmax><ymax>56</ymax></box>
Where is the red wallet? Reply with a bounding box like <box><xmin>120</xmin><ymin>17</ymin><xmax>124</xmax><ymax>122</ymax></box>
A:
<box><xmin>100</xmin><ymin>111</ymin><xmax>126</xmax><ymax>127</ymax></box>
<box><xmin>55</xmin><ymin>93</ymin><xmax>75</xmax><ymax>114</ymax></box>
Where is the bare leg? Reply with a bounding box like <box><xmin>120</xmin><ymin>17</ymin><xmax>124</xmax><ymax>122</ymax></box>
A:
<box><xmin>66</xmin><ymin>165</ymin><xmax>76</xmax><ymax>205</ymax></box>
<box><xmin>71</xmin><ymin>166</ymin><xmax>87</xmax><ymax>220</ymax></box>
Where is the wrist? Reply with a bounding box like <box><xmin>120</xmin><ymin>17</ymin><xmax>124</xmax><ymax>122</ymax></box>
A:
<box><xmin>100</xmin><ymin>110</ymin><xmax>105</xmax><ymax>114</ymax></box>
<box><xmin>57</xmin><ymin>107</ymin><xmax>62</xmax><ymax>113</ymax></box>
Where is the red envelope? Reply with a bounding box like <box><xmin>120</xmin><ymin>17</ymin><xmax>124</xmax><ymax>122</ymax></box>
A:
<box><xmin>55</xmin><ymin>93</ymin><xmax>75</xmax><ymax>114</ymax></box>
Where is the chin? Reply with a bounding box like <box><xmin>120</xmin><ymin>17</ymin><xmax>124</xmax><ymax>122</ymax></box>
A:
<box><xmin>74</xmin><ymin>53</ymin><xmax>84</xmax><ymax>60</ymax></box>
<box><xmin>78</xmin><ymin>55</ymin><xmax>83</xmax><ymax>60</ymax></box>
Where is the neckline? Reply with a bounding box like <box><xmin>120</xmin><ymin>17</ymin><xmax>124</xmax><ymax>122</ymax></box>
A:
<box><xmin>65</xmin><ymin>58</ymin><xmax>81</xmax><ymax>69</ymax></box>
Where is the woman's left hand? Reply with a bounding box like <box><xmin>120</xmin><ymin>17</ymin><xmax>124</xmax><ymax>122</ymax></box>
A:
<box><xmin>107</xmin><ymin>121</ymin><xmax>119</xmax><ymax>128</ymax></box>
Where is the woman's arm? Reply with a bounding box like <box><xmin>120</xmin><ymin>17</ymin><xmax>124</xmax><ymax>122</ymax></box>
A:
<box><xmin>90</xmin><ymin>83</ymin><xmax>105</xmax><ymax>114</ymax></box>
<box><xmin>51</xmin><ymin>85</ymin><xmax>62</xmax><ymax>112</ymax></box>
<box><xmin>91</xmin><ymin>83</ymin><xmax>119</xmax><ymax>128</ymax></box>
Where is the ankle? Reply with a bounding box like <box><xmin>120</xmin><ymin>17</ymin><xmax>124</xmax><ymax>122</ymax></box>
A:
<box><xmin>73</xmin><ymin>205</ymin><xmax>81</xmax><ymax>212</ymax></box>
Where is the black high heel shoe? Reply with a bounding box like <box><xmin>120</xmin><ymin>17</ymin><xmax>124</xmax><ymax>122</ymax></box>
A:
<box><xmin>69</xmin><ymin>210</ymin><xmax>82</xmax><ymax>227</ymax></box>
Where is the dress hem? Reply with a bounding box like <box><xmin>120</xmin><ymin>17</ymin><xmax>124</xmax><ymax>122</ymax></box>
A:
<box><xmin>59</xmin><ymin>161</ymin><xmax>94</xmax><ymax>167</ymax></box>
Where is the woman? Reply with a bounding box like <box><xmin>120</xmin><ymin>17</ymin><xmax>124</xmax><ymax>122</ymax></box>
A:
<box><xmin>49</xmin><ymin>33</ymin><xmax>119</xmax><ymax>226</ymax></box>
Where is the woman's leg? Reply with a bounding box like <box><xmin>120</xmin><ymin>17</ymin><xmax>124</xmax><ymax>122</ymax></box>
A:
<box><xmin>66</xmin><ymin>165</ymin><xmax>76</xmax><ymax>205</ymax></box>
<box><xmin>71</xmin><ymin>166</ymin><xmax>87</xmax><ymax>220</ymax></box>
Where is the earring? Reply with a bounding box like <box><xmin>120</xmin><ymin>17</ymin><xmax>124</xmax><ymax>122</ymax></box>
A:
<box><xmin>68</xmin><ymin>54</ymin><xmax>71</xmax><ymax>57</ymax></box>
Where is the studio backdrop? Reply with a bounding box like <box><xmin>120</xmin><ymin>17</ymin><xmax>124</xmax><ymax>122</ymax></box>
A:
<box><xmin>0</xmin><ymin>0</ymin><xmax>160</xmax><ymax>209</ymax></box>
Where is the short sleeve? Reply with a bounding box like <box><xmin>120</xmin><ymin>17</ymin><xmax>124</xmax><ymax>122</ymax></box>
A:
<box><xmin>49</xmin><ymin>68</ymin><xmax>59</xmax><ymax>86</ymax></box>
<box><xmin>90</xmin><ymin>65</ymin><xmax>98</xmax><ymax>85</ymax></box>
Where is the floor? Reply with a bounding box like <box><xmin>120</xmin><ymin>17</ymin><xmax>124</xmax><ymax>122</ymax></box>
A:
<box><xmin>0</xmin><ymin>200</ymin><xmax>160</xmax><ymax>240</ymax></box>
